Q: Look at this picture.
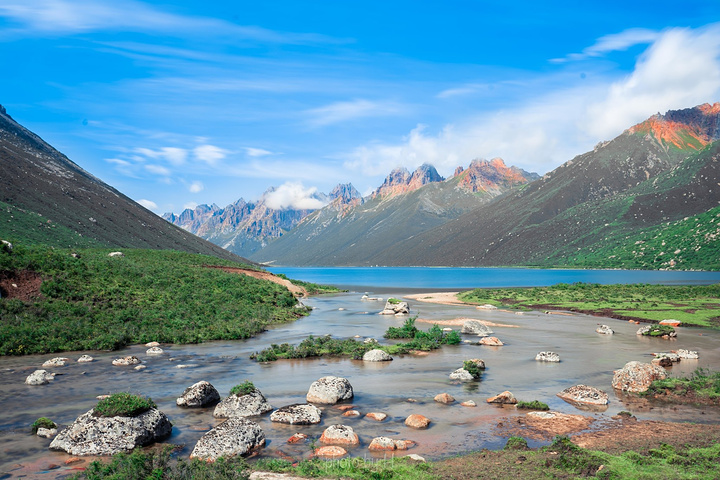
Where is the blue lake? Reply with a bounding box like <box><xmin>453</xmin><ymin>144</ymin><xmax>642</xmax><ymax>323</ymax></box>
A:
<box><xmin>268</xmin><ymin>266</ymin><xmax>720</xmax><ymax>290</ymax></box>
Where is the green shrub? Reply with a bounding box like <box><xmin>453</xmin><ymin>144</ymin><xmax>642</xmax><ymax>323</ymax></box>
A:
<box><xmin>30</xmin><ymin>417</ymin><xmax>56</xmax><ymax>433</ymax></box>
<box><xmin>504</xmin><ymin>436</ymin><xmax>528</xmax><ymax>450</ymax></box>
<box><xmin>229</xmin><ymin>381</ymin><xmax>256</xmax><ymax>396</ymax></box>
<box><xmin>387</xmin><ymin>297</ymin><xmax>401</xmax><ymax>304</ymax></box>
<box><xmin>643</xmin><ymin>324</ymin><xmax>676</xmax><ymax>337</ymax></box>
<box><xmin>462</xmin><ymin>360</ymin><xmax>484</xmax><ymax>379</ymax></box>
<box><xmin>516</xmin><ymin>400</ymin><xmax>550</xmax><ymax>410</ymax></box>
<box><xmin>384</xmin><ymin>316</ymin><xmax>419</xmax><ymax>339</ymax></box>
<box><xmin>94</xmin><ymin>393</ymin><xmax>156</xmax><ymax>417</ymax></box>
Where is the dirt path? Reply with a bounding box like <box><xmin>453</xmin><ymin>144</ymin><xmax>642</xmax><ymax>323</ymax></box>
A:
<box><xmin>206</xmin><ymin>266</ymin><xmax>307</xmax><ymax>297</ymax></box>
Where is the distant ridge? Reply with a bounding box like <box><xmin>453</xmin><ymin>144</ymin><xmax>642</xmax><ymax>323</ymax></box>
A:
<box><xmin>0</xmin><ymin>105</ymin><xmax>246</xmax><ymax>263</ymax></box>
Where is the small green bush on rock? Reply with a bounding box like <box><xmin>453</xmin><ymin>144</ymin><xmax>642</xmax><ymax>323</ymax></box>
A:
<box><xmin>643</xmin><ymin>324</ymin><xmax>676</xmax><ymax>337</ymax></box>
<box><xmin>230</xmin><ymin>381</ymin><xmax>256</xmax><ymax>396</ymax></box>
<box><xmin>516</xmin><ymin>400</ymin><xmax>550</xmax><ymax>410</ymax></box>
<box><xmin>504</xmin><ymin>436</ymin><xmax>528</xmax><ymax>450</ymax></box>
<box><xmin>31</xmin><ymin>417</ymin><xmax>56</xmax><ymax>433</ymax></box>
<box><xmin>94</xmin><ymin>393</ymin><xmax>156</xmax><ymax>417</ymax></box>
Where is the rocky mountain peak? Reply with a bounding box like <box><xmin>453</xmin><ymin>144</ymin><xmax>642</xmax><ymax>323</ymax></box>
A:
<box><xmin>372</xmin><ymin>164</ymin><xmax>444</xmax><ymax>199</ymax></box>
<box><xmin>455</xmin><ymin>157</ymin><xmax>538</xmax><ymax>194</ymax></box>
<box><xmin>329</xmin><ymin>183</ymin><xmax>362</xmax><ymax>202</ymax></box>
<box><xmin>628</xmin><ymin>102</ymin><xmax>720</xmax><ymax>150</ymax></box>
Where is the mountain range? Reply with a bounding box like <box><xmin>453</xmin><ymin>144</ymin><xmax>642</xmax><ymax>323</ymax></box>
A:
<box><xmin>0</xmin><ymin>105</ymin><xmax>244</xmax><ymax>263</ymax></box>
<box><xmin>251</xmin><ymin>103</ymin><xmax>720</xmax><ymax>269</ymax></box>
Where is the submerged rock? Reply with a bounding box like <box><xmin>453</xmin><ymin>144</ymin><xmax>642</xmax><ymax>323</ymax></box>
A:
<box><xmin>479</xmin><ymin>336</ymin><xmax>503</xmax><ymax>346</ymax></box>
<box><xmin>595</xmin><ymin>325</ymin><xmax>614</xmax><ymax>335</ymax></box>
<box><xmin>42</xmin><ymin>357</ymin><xmax>70</xmax><ymax>368</ymax></box>
<box><xmin>557</xmin><ymin>385</ymin><xmax>609</xmax><ymax>405</ymax></box>
<box><xmin>449</xmin><ymin>368</ymin><xmax>474</xmax><ymax>381</ymax></box>
<box><xmin>314</xmin><ymin>446</ymin><xmax>347</xmax><ymax>457</ymax></box>
<box><xmin>306</xmin><ymin>376</ymin><xmax>353</xmax><ymax>404</ymax></box>
<box><xmin>77</xmin><ymin>355</ymin><xmax>94</xmax><ymax>363</ymax></box>
<box><xmin>611</xmin><ymin>361</ymin><xmax>667</xmax><ymax>393</ymax></box>
<box><xmin>434</xmin><ymin>393</ymin><xmax>455</xmax><ymax>404</ymax></box>
<box><xmin>214</xmin><ymin>389</ymin><xmax>272</xmax><ymax>418</ymax></box>
<box><xmin>190</xmin><ymin>417</ymin><xmax>265</xmax><ymax>460</ymax></box>
<box><xmin>25</xmin><ymin>370</ymin><xmax>55</xmax><ymax>385</ymax></box>
<box><xmin>676</xmin><ymin>349</ymin><xmax>699</xmax><ymax>359</ymax></box>
<box><xmin>112</xmin><ymin>356</ymin><xmax>140</xmax><ymax>366</ymax></box>
<box><xmin>365</xmin><ymin>412</ymin><xmax>387</xmax><ymax>421</ymax></box>
<box><xmin>486</xmin><ymin>391</ymin><xmax>517</xmax><ymax>404</ymax></box>
<box><xmin>146</xmin><ymin>347</ymin><xmax>164</xmax><ymax>355</ymax></box>
<box><xmin>535</xmin><ymin>352</ymin><xmax>560</xmax><ymax>362</ymax></box>
<box><xmin>177</xmin><ymin>381</ymin><xmax>221</xmax><ymax>408</ymax></box>
<box><xmin>49</xmin><ymin>408</ymin><xmax>172</xmax><ymax>455</ymax></box>
<box><xmin>461</xmin><ymin>320</ymin><xmax>493</xmax><ymax>336</ymax></box>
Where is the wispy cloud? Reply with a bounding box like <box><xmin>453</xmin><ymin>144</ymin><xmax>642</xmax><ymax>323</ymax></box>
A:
<box><xmin>0</xmin><ymin>0</ymin><xmax>349</xmax><ymax>45</ymax></box>
<box><xmin>305</xmin><ymin>99</ymin><xmax>403</xmax><ymax>127</ymax></box>
<box><xmin>189</xmin><ymin>181</ymin><xmax>204</xmax><ymax>193</ymax></box>
<box><xmin>193</xmin><ymin>145</ymin><xmax>227</xmax><ymax>165</ymax></box>
<box><xmin>144</xmin><ymin>164</ymin><xmax>171</xmax><ymax>176</ymax></box>
<box><xmin>244</xmin><ymin>147</ymin><xmax>273</xmax><ymax>157</ymax></box>
<box><xmin>552</xmin><ymin>28</ymin><xmax>660</xmax><ymax>63</ymax></box>
<box><xmin>436</xmin><ymin>83</ymin><xmax>488</xmax><ymax>99</ymax></box>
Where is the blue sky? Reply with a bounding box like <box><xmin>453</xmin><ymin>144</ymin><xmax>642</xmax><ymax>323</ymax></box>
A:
<box><xmin>2</xmin><ymin>1</ymin><xmax>720</xmax><ymax>214</ymax></box>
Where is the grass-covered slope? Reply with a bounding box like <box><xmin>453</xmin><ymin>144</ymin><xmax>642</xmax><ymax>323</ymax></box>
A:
<box><xmin>459</xmin><ymin>283</ymin><xmax>720</xmax><ymax>327</ymax></box>
<box><xmin>0</xmin><ymin>244</ymin><xmax>304</xmax><ymax>355</ymax></box>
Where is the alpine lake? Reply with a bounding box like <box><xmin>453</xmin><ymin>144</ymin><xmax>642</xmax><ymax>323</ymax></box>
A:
<box><xmin>2</xmin><ymin>267</ymin><xmax>720</xmax><ymax>476</ymax></box>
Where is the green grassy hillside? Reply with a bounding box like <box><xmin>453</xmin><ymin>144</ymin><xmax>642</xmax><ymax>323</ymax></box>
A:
<box><xmin>0</xmin><ymin>244</ymin><xmax>305</xmax><ymax>355</ymax></box>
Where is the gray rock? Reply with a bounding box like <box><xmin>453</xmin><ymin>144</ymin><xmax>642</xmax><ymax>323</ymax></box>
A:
<box><xmin>319</xmin><ymin>424</ymin><xmax>359</xmax><ymax>445</ymax></box>
<box><xmin>362</xmin><ymin>349</ymin><xmax>393</xmax><ymax>362</ymax></box>
<box><xmin>108</xmin><ymin>252</ymin><xmax>124</xmax><ymax>257</ymax></box>
<box><xmin>77</xmin><ymin>355</ymin><xmax>94</xmax><ymax>363</ymax></box>
<box><xmin>461</xmin><ymin>320</ymin><xmax>493</xmax><ymax>336</ymax></box>
<box><xmin>42</xmin><ymin>357</ymin><xmax>70</xmax><ymax>368</ymax></box>
<box><xmin>214</xmin><ymin>389</ymin><xmax>272</xmax><ymax>418</ymax></box>
<box><xmin>379</xmin><ymin>299</ymin><xmax>409</xmax><ymax>315</ymax></box>
<box><xmin>636</xmin><ymin>325</ymin><xmax>651</xmax><ymax>335</ymax></box>
<box><xmin>1</xmin><ymin>240</ymin><xmax>13</xmax><ymax>251</ymax></box>
<box><xmin>653</xmin><ymin>352</ymin><xmax>681</xmax><ymax>362</ymax></box>
<box><xmin>112</xmin><ymin>356</ymin><xmax>140</xmax><ymax>366</ymax></box>
<box><xmin>177</xmin><ymin>381</ymin><xmax>221</xmax><ymax>408</ymax></box>
<box><xmin>557</xmin><ymin>385</ymin><xmax>609</xmax><ymax>405</ymax></box>
<box><xmin>595</xmin><ymin>325</ymin><xmax>614</xmax><ymax>335</ymax></box>
<box><xmin>270</xmin><ymin>404</ymin><xmax>321</xmax><ymax>425</ymax></box>
<box><xmin>36</xmin><ymin>427</ymin><xmax>57</xmax><ymax>438</ymax></box>
<box><xmin>190</xmin><ymin>417</ymin><xmax>265</xmax><ymax>460</ymax></box>
<box><xmin>306</xmin><ymin>376</ymin><xmax>353</xmax><ymax>404</ymax></box>
<box><xmin>535</xmin><ymin>351</ymin><xmax>560</xmax><ymax>362</ymax></box>
<box><xmin>449</xmin><ymin>368</ymin><xmax>474</xmax><ymax>381</ymax></box>
<box><xmin>405</xmin><ymin>453</ymin><xmax>426</xmax><ymax>462</ymax></box>
<box><xmin>146</xmin><ymin>347</ymin><xmax>164</xmax><ymax>355</ymax></box>
<box><xmin>676</xmin><ymin>349</ymin><xmax>699</xmax><ymax>359</ymax></box>
<box><xmin>25</xmin><ymin>370</ymin><xmax>55</xmax><ymax>385</ymax></box>
<box><xmin>49</xmin><ymin>408</ymin><xmax>172</xmax><ymax>455</ymax></box>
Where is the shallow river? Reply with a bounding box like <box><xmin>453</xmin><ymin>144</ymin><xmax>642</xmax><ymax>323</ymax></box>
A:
<box><xmin>1</xmin><ymin>289</ymin><xmax>719</xmax><ymax>476</ymax></box>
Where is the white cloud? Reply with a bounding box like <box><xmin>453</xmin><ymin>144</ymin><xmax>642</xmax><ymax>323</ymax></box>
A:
<box><xmin>135</xmin><ymin>146</ymin><xmax>187</xmax><ymax>165</ymax></box>
<box><xmin>263</xmin><ymin>182</ymin><xmax>327</xmax><ymax>210</ymax></box>
<box><xmin>344</xmin><ymin>25</ymin><xmax>720</xmax><ymax>176</ymax></box>
<box><xmin>189</xmin><ymin>181</ymin><xmax>204</xmax><ymax>193</ymax></box>
<box><xmin>193</xmin><ymin>144</ymin><xmax>227</xmax><ymax>165</ymax></box>
<box><xmin>245</xmin><ymin>147</ymin><xmax>273</xmax><ymax>157</ymax></box>
<box><xmin>585</xmin><ymin>25</ymin><xmax>720</xmax><ymax>139</ymax></box>
<box><xmin>306</xmin><ymin>99</ymin><xmax>402</xmax><ymax>127</ymax></box>
<box><xmin>552</xmin><ymin>28</ymin><xmax>661</xmax><ymax>63</ymax></box>
<box><xmin>137</xmin><ymin>198</ymin><xmax>158</xmax><ymax>210</ymax></box>
<box><xmin>145</xmin><ymin>164</ymin><xmax>171</xmax><ymax>176</ymax></box>
<box><xmin>436</xmin><ymin>83</ymin><xmax>488</xmax><ymax>99</ymax></box>
<box><xmin>183</xmin><ymin>201</ymin><xmax>198</xmax><ymax>210</ymax></box>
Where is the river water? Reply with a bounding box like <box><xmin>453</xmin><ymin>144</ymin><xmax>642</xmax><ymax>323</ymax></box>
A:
<box><xmin>1</xmin><ymin>268</ymin><xmax>720</xmax><ymax>477</ymax></box>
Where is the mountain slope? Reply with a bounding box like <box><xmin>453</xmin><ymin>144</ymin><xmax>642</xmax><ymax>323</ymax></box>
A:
<box><xmin>251</xmin><ymin>160</ymin><xmax>537</xmax><ymax>265</ymax></box>
<box><xmin>0</xmin><ymin>105</ymin><xmax>244</xmax><ymax>262</ymax></box>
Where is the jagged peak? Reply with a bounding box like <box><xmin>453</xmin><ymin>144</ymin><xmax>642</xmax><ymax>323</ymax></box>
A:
<box><xmin>372</xmin><ymin>164</ymin><xmax>443</xmax><ymax>199</ymax></box>
<box><xmin>330</xmin><ymin>183</ymin><xmax>362</xmax><ymax>201</ymax></box>
<box><xmin>627</xmin><ymin>102</ymin><xmax>720</xmax><ymax>150</ymax></box>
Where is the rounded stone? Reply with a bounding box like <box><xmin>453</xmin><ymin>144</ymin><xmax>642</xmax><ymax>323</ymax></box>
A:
<box><xmin>319</xmin><ymin>424</ymin><xmax>359</xmax><ymax>445</ymax></box>
<box><xmin>362</xmin><ymin>349</ymin><xmax>393</xmax><ymax>362</ymax></box>
<box><xmin>270</xmin><ymin>404</ymin><xmax>321</xmax><ymax>425</ymax></box>
<box><xmin>404</xmin><ymin>414</ymin><xmax>430</xmax><ymax>429</ymax></box>
<box><xmin>177</xmin><ymin>381</ymin><xmax>221</xmax><ymax>408</ymax></box>
<box><xmin>190</xmin><ymin>417</ymin><xmax>265</xmax><ymax>460</ymax></box>
<box><xmin>306</xmin><ymin>376</ymin><xmax>353</xmax><ymax>404</ymax></box>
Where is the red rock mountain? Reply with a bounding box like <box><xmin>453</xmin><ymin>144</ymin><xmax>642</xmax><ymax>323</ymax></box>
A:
<box><xmin>454</xmin><ymin>158</ymin><xmax>538</xmax><ymax>194</ymax></box>
<box><xmin>372</xmin><ymin>164</ymin><xmax>444</xmax><ymax>198</ymax></box>
<box><xmin>628</xmin><ymin>102</ymin><xmax>720</xmax><ymax>151</ymax></box>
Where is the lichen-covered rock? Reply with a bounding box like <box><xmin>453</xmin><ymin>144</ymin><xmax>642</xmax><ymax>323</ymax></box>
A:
<box><xmin>42</xmin><ymin>357</ymin><xmax>70</xmax><ymax>368</ymax></box>
<box><xmin>319</xmin><ymin>425</ymin><xmax>359</xmax><ymax>445</ymax></box>
<box><xmin>146</xmin><ymin>347</ymin><xmax>164</xmax><ymax>355</ymax></box>
<box><xmin>112</xmin><ymin>356</ymin><xmax>140</xmax><ymax>366</ymax></box>
<box><xmin>556</xmin><ymin>385</ymin><xmax>609</xmax><ymax>405</ymax></box>
<box><xmin>379</xmin><ymin>299</ymin><xmax>409</xmax><ymax>315</ymax></box>
<box><xmin>177</xmin><ymin>381</ymin><xmax>221</xmax><ymax>408</ymax></box>
<box><xmin>449</xmin><ymin>368</ymin><xmax>474</xmax><ymax>381</ymax></box>
<box><xmin>434</xmin><ymin>393</ymin><xmax>455</xmax><ymax>404</ymax></box>
<box><xmin>368</xmin><ymin>436</ymin><xmax>396</xmax><ymax>451</ymax></box>
<box><xmin>595</xmin><ymin>325</ymin><xmax>614</xmax><ymax>335</ymax></box>
<box><xmin>460</xmin><ymin>400</ymin><xmax>477</xmax><ymax>407</ymax></box>
<box><xmin>49</xmin><ymin>408</ymin><xmax>172</xmax><ymax>455</ymax></box>
<box><xmin>636</xmin><ymin>325</ymin><xmax>651</xmax><ymax>335</ymax></box>
<box><xmin>37</xmin><ymin>427</ymin><xmax>57</xmax><ymax>438</ymax></box>
<box><xmin>486</xmin><ymin>391</ymin><xmax>517</xmax><ymax>404</ymax></box>
<box><xmin>270</xmin><ymin>404</ymin><xmax>321</xmax><ymax>425</ymax></box>
<box><xmin>611</xmin><ymin>361</ymin><xmax>667</xmax><ymax>393</ymax></box>
<box><xmin>25</xmin><ymin>370</ymin><xmax>55</xmax><ymax>385</ymax></box>
<box><xmin>190</xmin><ymin>417</ymin><xmax>265</xmax><ymax>460</ymax></box>
<box><xmin>479</xmin><ymin>336</ymin><xmax>503</xmax><ymax>346</ymax></box>
<box><xmin>535</xmin><ymin>351</ymin><xmax>560</xmax><ymax>362</ymax></box>
<box><xmin>404</xmin><ymin>414</ymin><xmax>430</xmax><ymax>429</ymax></box>
<box><xmin>363</xmin><ymin>349</ymin><xmax>393</xmax><ymax>362</ymax></box>
<box><xmin>214</xmin><ymin>389</ymin><xmax>272</xmax><ymax>418</ymax></box>
<box><xmin>653</xmin><ymin>352</ymin><xmax>680</xmax><ymax>363</ymax></box>
<box><xmin>306</xmin><ymin>376</ymin><xmax>353</xmax><ymax>404</ymax></box>
<box><xmin>461</xmin><ymin>320</ymin><xmax>493</xmax><ymax>336</ymax></box>
<box><xmin>77</xmin><ymin>355</ymin><xmax>94</xmax><ymax>363</ymax></box>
